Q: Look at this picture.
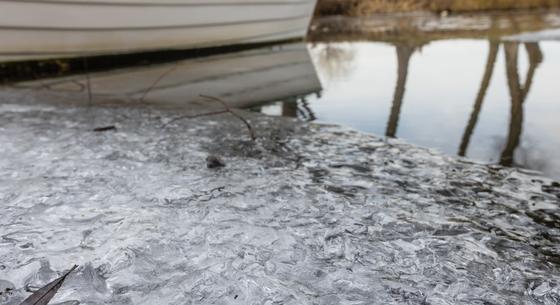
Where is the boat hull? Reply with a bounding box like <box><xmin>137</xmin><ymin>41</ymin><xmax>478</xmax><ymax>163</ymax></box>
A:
<box><xmin>0</xmin><ymin>0</ymin><xmax>317</xmax><ymax>62</ymax></box>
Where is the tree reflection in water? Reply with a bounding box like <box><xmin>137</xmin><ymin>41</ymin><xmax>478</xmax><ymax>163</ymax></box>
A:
<box><xmin>309</xmin><ymin>43</ymin><xmax>356</xmax><ymax>82</ymax></box>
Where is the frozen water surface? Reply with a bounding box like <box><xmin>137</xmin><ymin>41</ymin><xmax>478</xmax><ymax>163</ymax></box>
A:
<box><xmin>1</xmin><ymin>88</ymin><xmax>560</xmax><ymax>305</ymax></box>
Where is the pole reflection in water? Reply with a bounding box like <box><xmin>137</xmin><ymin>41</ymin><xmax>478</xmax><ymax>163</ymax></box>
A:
<box><xmin>281</xmin><ymin>97</ymin><xmax>299</xmax><ymax>117</ymax></box>
<box><xmin>500</xmin><ymin>42</ymin><xmax>543</xmax><ymax>166</ymax></box>
<box><xmin>385</xmin><ymin>44</ymin><xmax>416</xmax><ymax>138</ymax></box>
<box><xmin>459</xmin><ymin>41</ymin><xmax>500</xmax><ymax>157</ymax></box>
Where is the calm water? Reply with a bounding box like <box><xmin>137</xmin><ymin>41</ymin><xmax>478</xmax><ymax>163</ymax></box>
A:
<box><xmin>261</xmin><ymin>39</ymin><xmax>560</xmax><ymax>179</ymax></box>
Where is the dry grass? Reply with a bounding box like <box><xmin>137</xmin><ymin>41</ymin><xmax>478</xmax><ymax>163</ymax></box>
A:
<box><xmin>316</xmin><ymin>0</ymin><xmax>560</xmax><ymax>16</ymax></box>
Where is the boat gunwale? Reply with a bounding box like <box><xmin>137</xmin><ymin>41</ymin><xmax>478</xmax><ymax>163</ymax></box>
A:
<box><xmin>0</xmin><ymin>14</ymin><xmax>310</xmax><ymax>31</ymax></box>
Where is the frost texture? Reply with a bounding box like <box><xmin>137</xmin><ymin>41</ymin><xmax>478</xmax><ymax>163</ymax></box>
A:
<box><xmin>1</xmin><ymin>90</ymin><xmax>560</xmax><ymax>305</ymax></box>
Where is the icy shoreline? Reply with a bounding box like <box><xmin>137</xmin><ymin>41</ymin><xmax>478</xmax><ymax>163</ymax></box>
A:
<box><xmin>1</xmin><ymin>91</ymin><xmax>559</xmax><ymax>305</ymax></box>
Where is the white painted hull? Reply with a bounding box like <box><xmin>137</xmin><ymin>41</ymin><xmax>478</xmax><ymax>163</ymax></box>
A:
<box><xmin>14</xmin><ymin>42</ymin><xmax>322</xmax><ymax>109</ymax></box>
<box><xmin>0</xmin><ymin>0</ymin><xmax>317</xmax><ymax>62</ymax></box>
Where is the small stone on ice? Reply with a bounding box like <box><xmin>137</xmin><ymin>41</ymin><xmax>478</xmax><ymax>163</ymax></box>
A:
<box><xmin>206</xmin><ymin>155</ymin><xmax>226</xmax><ymax>168</ymax></box>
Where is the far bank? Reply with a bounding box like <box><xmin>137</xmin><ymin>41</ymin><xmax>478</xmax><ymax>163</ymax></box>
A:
<box><xmin>316</xmin><ymin>0</ymin><xmax>560</xmax><ymax>16</ymax></box>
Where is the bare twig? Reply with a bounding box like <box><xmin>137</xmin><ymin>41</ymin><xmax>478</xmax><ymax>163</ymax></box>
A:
<box><xmin>93</xmin><ymin>125</ymin><xmax>116</xmax><ymax>132</ymax></box>
<box><xmin>71</xmin><ymin>80</ymin><xmax>87</xmax><ymax>92</ymax></box>
<box><xmin>200</xmin><ymin>95</ymin><xmax>256</xmax><ymax>141</ymax></box>
<box><xmin>138</xmin><ymin>64</ymin><xmax>179</xmax><ymax>104</ymax></box>
<box><xmin>136</xmin><ymin>64</ymin><xmax>179</xmax><ymax>124</ymax></box>
<box><xmin>163</xmin><ymin>95</ymin><xmax>257</xmax><ymax>141</ymax></box>
<box><xmin>162</xmin><ymin>110</ymin><xmax>229</xmax><ymax>128</ymax></box>
<box><xmin>83</xmin><ymin>58</ymin><xmax>92</xmax><ymax>105</ymax></box>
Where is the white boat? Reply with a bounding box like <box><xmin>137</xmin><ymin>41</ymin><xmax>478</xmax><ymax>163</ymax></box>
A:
<box><xmin>0</xmin><ymin>0</ymin><xmax>317</xmax><ymax>62</ymax></box>
<box><xmin>11</xmin><ymin>42</ymin><xmax>322</xmax><ymax>110</ymax></box>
